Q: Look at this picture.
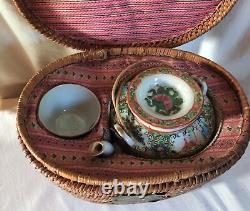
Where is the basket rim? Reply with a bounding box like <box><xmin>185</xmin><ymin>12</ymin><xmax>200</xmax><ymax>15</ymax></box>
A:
<box><xmin>13</xmin><ymin>0</ymin><xmax>237</xmax><ymax>50</ymax></box>
<box><xmin>18</xmin><ymin>132</ymin><xmax>244</xmax><ymax>204</ymax></box>
<box><xmin>16</xmin><ymin>47</ymin><xmax>250</xmax><ymax>186</ymax></box>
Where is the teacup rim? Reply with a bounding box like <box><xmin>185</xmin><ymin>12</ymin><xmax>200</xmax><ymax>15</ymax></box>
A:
<box><xmin>37</xmin><ymin>83</ymin><xmax>101</xmax><ymax>138</ymax></box>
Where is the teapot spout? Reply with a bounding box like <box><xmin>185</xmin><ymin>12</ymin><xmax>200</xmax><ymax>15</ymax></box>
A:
<box><xmin>90</xmin><ymin>141</ymin><xmax>114</xmax><ymax>157</ymax></box>
<box><xmin>114</xmin><ymin>124</ymin><xmax>135</xmax><ymax>147</ymax></box>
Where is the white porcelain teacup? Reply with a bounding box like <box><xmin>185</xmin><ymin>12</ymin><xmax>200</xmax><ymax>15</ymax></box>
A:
<box><xmin>38</xmin><ymin>84</ymin><xmax>101</xmax><ymax>137</ymax></box>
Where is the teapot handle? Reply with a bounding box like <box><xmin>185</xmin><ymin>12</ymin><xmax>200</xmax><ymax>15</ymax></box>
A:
<box><xmin>194</xmin><ymin>77</ymin><xmax>208</xmax><ymax>96</ymax></box>
<box><xmin>114</xmin><ymin>124</ymin><xmax>135</xmax><ymax>147</ymax></box>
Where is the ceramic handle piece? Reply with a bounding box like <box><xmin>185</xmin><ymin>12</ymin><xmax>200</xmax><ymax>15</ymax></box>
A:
<box><xmin>114</xmin><ymin>124</ymin><xmax>135</xmax><ymax>147</ymax></box>
<box><xmin>194</xmin><ymin>77</ymin><xmax>208</xmax><ymax>96</ymax></box>
<box><xmin>90</xmin><ymin>141</ymin><xmax>114</xmax><ymax>157</ymax></box>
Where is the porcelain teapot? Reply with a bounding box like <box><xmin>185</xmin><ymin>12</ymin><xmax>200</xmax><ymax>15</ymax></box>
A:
<box><xmin>112</xmin><ymin>66</ymin><xmax>216</xmax><ymax>159</ymax></box>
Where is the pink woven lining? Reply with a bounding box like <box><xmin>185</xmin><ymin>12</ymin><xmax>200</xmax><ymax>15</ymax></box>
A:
<box><xmin>22</xmin><ymin>56</ymin><xmax>243</xmax><ymax>176</ymax></box>
<box><xmin>25</xmin><ymin>0</ymin><xmax>222</xmax><ymax>45</ymax></box>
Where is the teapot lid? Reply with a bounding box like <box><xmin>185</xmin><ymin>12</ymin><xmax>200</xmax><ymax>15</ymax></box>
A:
<box><xmin>14</xmin><ymin>0</ymin><xmax>237</xmax><ymax>50</ymax></box>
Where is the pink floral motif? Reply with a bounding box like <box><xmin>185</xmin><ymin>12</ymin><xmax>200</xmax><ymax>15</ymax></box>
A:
<box><xmin>152</xmin><ymin>94</ymin><xmax>173</xmax><ymax>111</ymax></box>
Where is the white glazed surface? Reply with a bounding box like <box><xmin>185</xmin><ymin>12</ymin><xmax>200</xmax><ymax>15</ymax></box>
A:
<box><xmin>90</xmin><ymin>141</ymin><xmax>114</xmax><ymax>157</ymax></box>
<box><xmin>136</xmin><ymin>74</ymin><xmax>195</xmax><ymax>120</ymax></box>
<box><xmin>38</xmin><ymin>84</ymin><xmax>101</xmax><ymax>137</ymax></box>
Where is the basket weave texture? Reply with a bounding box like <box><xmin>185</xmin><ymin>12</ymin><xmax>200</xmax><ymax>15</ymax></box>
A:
<box><xmin>17</xmin><ymin>48</ymin><xmax>250</xmax><ymax>204</ymax></box>
<box><xmin>18</xmin><ymin>133</ymin><xmax>239</xmax><ymax>204</ymax></box>
<box><xmin>13</xmin><ymin>0</ymin><xmax>245</xmax><ymax>203</ymax></box>
<box><xmin>14</xmin><ymin>0</ymin><xmax>237</xmax><ymax>49</ymax></box>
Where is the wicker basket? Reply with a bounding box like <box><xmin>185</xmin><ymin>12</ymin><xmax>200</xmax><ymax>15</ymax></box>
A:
<box><xmin>14</xmin><ymin>0</ymin><xmax>250</xmax><ymax>204</ymax></box>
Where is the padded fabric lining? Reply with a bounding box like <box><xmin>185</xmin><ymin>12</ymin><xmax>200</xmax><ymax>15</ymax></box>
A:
<box><xmin>24</xmin><ymin>0</ymin><xmax>222</xmax><ymax>45</ymax></box>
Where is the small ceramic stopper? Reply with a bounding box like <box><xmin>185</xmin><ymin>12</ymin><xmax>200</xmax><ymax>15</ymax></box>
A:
<box><xmin>90</xmin><ymin>141</ymin><xmax>114</xmax><ymax>157</ymax></box>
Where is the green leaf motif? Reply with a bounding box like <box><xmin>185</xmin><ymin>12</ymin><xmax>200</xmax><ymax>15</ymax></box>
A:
<box><xmin>144</xmin><ymin>85</ymin><xmax>183</xmax><ymax>116</ymax></box>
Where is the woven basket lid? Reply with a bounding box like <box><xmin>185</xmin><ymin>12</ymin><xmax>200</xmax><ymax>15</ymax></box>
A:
<box><xmin>14</xmin><ymin>0</ymin><xmax>237</xmax><ymax>50</ymax></box>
